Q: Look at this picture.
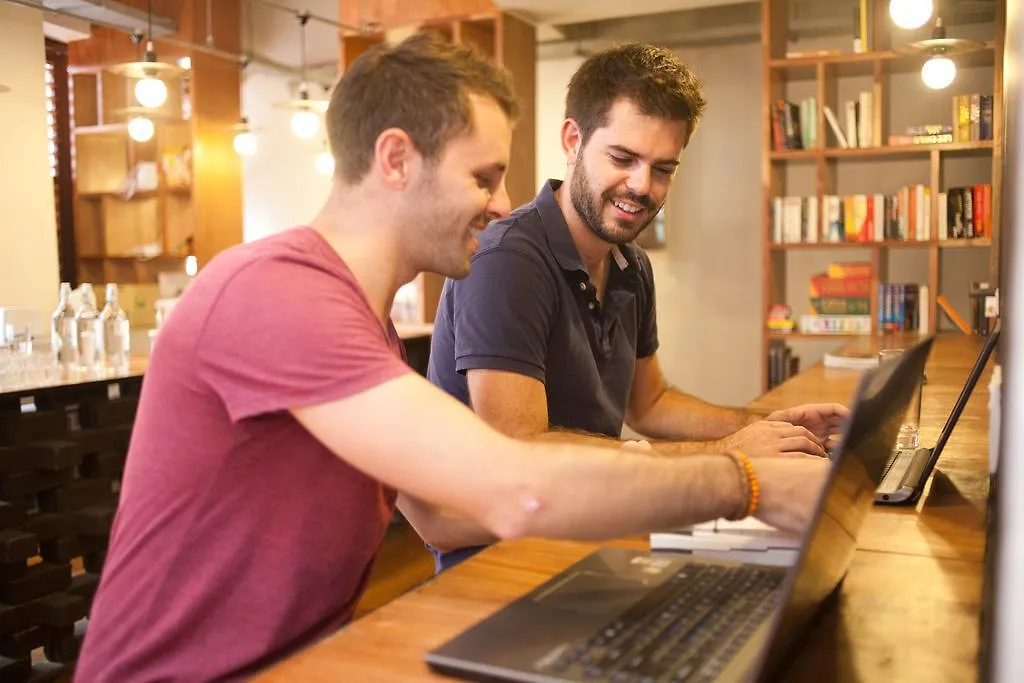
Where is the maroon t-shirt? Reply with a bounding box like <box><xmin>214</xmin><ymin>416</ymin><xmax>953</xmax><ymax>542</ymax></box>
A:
<box><xmin>75</xmin><ymin>227</ymin><xmax>410</xmax><ymax>681</ymax></box>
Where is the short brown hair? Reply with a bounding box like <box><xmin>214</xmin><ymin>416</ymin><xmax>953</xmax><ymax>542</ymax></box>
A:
<box><xmin>327</xmin><ymin>34</ymin><xmax>520</xmax><ymax>183</ymax></box>
<box><xmin>566</xmin><ymin>43</ymin><xmax>706</xmax><ymax>146</ymax></box>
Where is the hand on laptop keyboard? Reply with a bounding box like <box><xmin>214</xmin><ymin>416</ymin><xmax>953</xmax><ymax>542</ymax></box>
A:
<box><xmin>717</xmin><ymin>420</ymin><xmax>827</xmax><ymax>459</ymax></box>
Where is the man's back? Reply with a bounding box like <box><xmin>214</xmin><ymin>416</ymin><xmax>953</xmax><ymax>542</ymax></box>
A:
<box><xmin>76</xmin><ymin>228</ymin><xmax>409</xmax><ymax>681</ymax></box>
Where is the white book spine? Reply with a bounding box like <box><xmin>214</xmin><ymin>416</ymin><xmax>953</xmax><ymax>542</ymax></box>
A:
<box><xmin>938</xmin><ymin>192</ymin><xmax>949</xmax><ymax>240</ymax></box>
<box><xmin>873</xmin><ymin>193</ymin><xmax>885</xmax><ymax>242</ymax></box>
<box><xmin>845</xmin><ymin>101</ymin><xmax>858</xmax><ymax>148</ymax></box>
<box><xmin>823</xmin><ymin>106</ymin><xmax>849</xmax><ymax>148</ymax></box>
<box><xmin>806</xmin><ymin>196</ymin><xmax>819</xmax><ymax>243</ymax></box>
<box><xmin>858</xmin><ymin>91</ymin><xmax>873</xmax><ymax>148</ymax></box>
<box><xmin>923</xmin><ymin>188</ymin><xmax>932</xmax><ymax>240</ymax></box>
<box><xmin>921</xmin><ymin>184</ymin><xmax>929</xmax><ymax>240</ymax></box>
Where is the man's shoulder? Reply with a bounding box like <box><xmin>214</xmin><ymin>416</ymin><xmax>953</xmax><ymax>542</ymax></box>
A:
<box><xmin>474</xmin><ymin>204</ymin><xmax>554</xmax><ymax>271</ymax></box>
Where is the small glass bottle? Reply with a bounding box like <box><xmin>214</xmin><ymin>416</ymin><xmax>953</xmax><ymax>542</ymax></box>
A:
<box><xmin>51</xmin><ymin>282</ymin><xmax>76</xmax><ymax>368</ymax></box>
<box><xmin>99</xmin><ymin>283</ymin><xmax>130</xmax><ymax>370</ymax></box>
<box><xmin>74</xmin><ymin>283</ymin><xmax>101</xmax><ymax>372</ymax></box>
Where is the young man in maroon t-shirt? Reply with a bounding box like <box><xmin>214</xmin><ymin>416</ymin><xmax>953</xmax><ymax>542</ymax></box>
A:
<box><xmin>76</xmin><ymin>35</ymin><xmax>831</xmax><ymax>681</ymax></box>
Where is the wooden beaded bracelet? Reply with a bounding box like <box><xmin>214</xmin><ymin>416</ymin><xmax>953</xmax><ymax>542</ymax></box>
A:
<box><xmin>725</xmin><ymin>450</ymin><xmax>760</xmax><ymax>520</ymax></box>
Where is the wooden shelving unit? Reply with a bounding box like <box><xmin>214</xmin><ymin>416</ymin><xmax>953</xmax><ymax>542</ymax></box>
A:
<box><xmin>339</xmin><ymin>3</ymin><xmax>536</xmax><ymax>324</ymax></box>
<box><xmin>64</xmin><ymin>1</ymin><xmax>243</xmax><ymax>328</ymax></box>
<box><xmin>761</xmin><ymin>0</ymin><xmax>1005</xmax><ymax>390</ymax></box>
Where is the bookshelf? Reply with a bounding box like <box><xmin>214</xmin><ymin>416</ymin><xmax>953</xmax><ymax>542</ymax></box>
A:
<box><xmin>67</xmin><ymin>1</ymin><xmax>243</xmax><ymax>293</ymax></box>
<box><xmin>338</xmin><ymin>4</ymin><xmax>536</xmax><ymax>323</ymax></box>
<box><xmin>761</xmin><ymin>0</ymin><xmax>1005</xmax><ymax>390</ymax></box>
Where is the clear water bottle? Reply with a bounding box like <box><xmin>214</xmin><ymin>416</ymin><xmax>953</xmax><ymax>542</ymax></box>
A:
<box><xmin>74</xmin><ymin>283</ymin><xmax>101</xmax><ymax>372</ymax></box>
<box><xmin>51</xmin><ymin>282</ymin><xmax>76</xmax><ymax>367</ymax></box>
<box><xmin>100</xmin><ymin>283</ymin><xmax>130</xmax><ymax>370</ymax></box>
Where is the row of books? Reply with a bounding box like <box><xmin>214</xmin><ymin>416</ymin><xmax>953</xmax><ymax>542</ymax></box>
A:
<box><xmin>878</xmin><ymin>283</ymin><xmax>929</xmax><ymax>334</ymax></box>
<box><xmin>772</xmin><ymin>95</ymin><xmax>879</xmax><ymax>151</ymax></box>
<box><xmin>954</xmin><ymin>94</ymin><xmax>995</xmax><ymax>143</ymax></box>
<box><xmin>822</xmin><ymin>95</ymin><xmax>878</xmax><ymax>149</ymax></box>
<box><xmin>770</xmin><ymin>184</ymin><xmax>993</xmax><ymax>244</ymax></box>
<box><xmin>767</xmin><ymin>341</ymin><xmax>799</xmax><ymax>390</ymax></box>
<box><xmin>770</xmin><ymin>99</ymin><xmax>818</xmax><ymax>151</ymax></box>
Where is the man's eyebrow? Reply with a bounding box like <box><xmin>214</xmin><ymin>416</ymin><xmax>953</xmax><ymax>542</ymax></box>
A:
<box><xmin>476</xmin><ymin>162</ymin><xmax>507</xmax><ymax>174</ymax></box>
<box><xmin>608</xmin><ymin>145</ymin><xmax>680</xmax><ymax>167</ymax></box>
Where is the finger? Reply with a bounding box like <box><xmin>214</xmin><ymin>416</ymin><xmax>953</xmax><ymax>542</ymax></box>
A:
<box><xmin>776</xmin><ymin>436</ymin><xmax>827</xmax><ymax>458</ymax></box>
<box><xmin>776</xmin><ymin>424</ymin><xmax>824</xmax><ymax>447</ymax></box>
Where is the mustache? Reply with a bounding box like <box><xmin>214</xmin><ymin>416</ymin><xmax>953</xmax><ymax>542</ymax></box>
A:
<box><xmin>603</xmin><ymin>191</ymin><xmax>655</xmax><ymax>212</ymax></box>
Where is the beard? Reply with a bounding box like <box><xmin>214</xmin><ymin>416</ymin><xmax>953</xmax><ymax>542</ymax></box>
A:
<box><xmin>569</xmin><ymin>160</ymin><xmax>660</xmax><ymax>245</ymax></box>
<box><xmin>403</xmin><ymin>169</ymin><xmax>481</xmax><ymax>280</ymax></box>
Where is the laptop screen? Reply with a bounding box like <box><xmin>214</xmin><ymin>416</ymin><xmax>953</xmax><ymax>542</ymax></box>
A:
<box><xmin>756</xmin><ymin>336</ymin><xmax>935</xmax><ymax>679</ymax></box>
<box><xmin>931</xmin><ymin>327</ymin><xmax>1000</xmax><ymax>460</ymax></box>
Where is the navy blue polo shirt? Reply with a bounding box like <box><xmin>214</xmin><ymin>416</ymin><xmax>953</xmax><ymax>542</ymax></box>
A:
<box><xmin>429</xmin><ymin>178</ymin><xmax>659</xmax><ymax>434</ymax></box>
<box><xmin>425</xmin><ymin>180</ymin><xmax>659</xmax><ymax>569</ymax></box>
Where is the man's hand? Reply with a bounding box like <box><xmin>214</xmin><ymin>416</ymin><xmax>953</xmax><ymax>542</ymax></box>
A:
<box><xmin>752</xmin><ymin>457</ymin><xmax>831</xmax><ymax>534</ymax></box>
<box><xmin>764</xmin><ymin>403</ymin><xmax>850</xmax><ymax>441</ymax></box>
<box><xmin>715</xmin><ymin>420</ymin><xmax>826</xmax><ymax>459</ymax></box>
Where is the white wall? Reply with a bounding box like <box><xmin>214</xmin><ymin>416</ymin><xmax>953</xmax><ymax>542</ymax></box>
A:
<box><xmin>0</xmin><ymin>4</ymin><xmax>61</xmax><ymax>326</ymax></box>
<box><xmin>536</xmin><ymin>43</ymin><xmax>764</xmax><ymax>407</ymax></box>
<box><xmin>240</xmin><ymin>70</ymin><xmax>333</xmax><ymax>242</ymax></box>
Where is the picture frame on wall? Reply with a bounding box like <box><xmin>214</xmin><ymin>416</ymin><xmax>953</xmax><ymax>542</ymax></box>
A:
<box><xmin>635</xmin><ymin>206</ymin><xmax>667</xmax><ymax>249</ymax></box>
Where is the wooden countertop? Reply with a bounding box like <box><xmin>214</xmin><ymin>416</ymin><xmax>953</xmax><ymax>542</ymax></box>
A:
<box><xmin>258</xmin><ymin>334</ymin><xmax>993</xmax><ymax>683</ymax></box>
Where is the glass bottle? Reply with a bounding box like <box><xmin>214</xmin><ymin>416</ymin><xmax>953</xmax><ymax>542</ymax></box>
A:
<box><xmin>99</xmin><ymin>283</ymin><xmax>130</xmax><ymax>370</ymax></box>
<box><xmin>51</xmin><ymin>282</ymin><xmax>76</xmax><ymax>367</ymax></box>
<box><xmin>74</xmin><ymin>283</ymin><xmax>100</xmax><ymax>372</ymax></box>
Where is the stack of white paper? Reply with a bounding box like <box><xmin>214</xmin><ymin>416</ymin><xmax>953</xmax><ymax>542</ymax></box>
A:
<box><xmin>650</xmin><ymin>518</ymin><xmax>803</xmax><ymax>567</ymax></box>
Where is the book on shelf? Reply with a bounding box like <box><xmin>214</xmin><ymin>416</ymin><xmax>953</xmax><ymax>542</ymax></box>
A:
<box><xmin>771</xmin><ymin>98</ymin><xmax>818</xmax><ymax>151</ymax></box>
<box><xmin>768</xmin><ymin>340</ymin><xmax>798</xmax><ymax>388</ymax></box>
<box><xmin>940</xmin><ymin>185</ymin><xmax>992</xmax><ymax>239</ymax></box>
<box><xmin>823</xmin><ymin>105</ymin><xmax>848</xmax><ymax>148</ymax></box>
<box><xmin>798</xmin><ymin>314</ymin><xmax>872</xmax><ymax>334</ymax></box>
<box><xmin>772</xmin><ymin>187</ymin><xmax>939</xmax><ymax>245</ymax></box>
<box><xmin>879</xmin><ymin>283</ymin><xmax>929</xmax><ymax>333</ymax></box>
<box><xmin>953</xmin><ymin>94</ymin><xmax>994</xmax><ymax>142</ymax></box>
<box><xmin>823</xmin><ymin>350</ymin><xmax>879</xmax><ymax>370</ymax></box>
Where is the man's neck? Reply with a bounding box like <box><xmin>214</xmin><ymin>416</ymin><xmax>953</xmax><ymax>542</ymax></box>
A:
<box><xmin>309</xmin><ymin>184</ymin><xmax>413</xmax><ymax>325</ymax></box>
<box><xmin>554</xmin><ymin>183</ymin><xmax>614</xmax><ymax>277</ymax></box>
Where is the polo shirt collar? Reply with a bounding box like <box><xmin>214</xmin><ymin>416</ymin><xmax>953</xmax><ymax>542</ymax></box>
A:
<box><xmin>536</xmin><ymin>179</ymin><xmax>640</xmax><ymax>281</ymax></box>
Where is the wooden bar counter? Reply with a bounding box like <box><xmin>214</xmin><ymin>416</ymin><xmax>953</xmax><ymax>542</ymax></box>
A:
<box><xmin>259</xmin><ymin>334</ymin><xmax>993</xmax><ymax>683</ymax></box>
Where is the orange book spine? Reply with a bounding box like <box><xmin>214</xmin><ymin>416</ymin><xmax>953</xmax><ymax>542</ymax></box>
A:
<box><xmin>936</xmin><ymin>294</ymin><xmax>973</xmax><ymax>334</ymax></box>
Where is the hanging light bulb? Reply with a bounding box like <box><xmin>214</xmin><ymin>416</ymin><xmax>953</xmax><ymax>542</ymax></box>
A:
<box><xmin>234</xmin><ymin>125</ymin><xmax>258</xmax><ymax>156</ymax></box>
<box><xmin>177</xmin><ymin>56</ymin><xmax>192</xmax><ymax>70</ymax></box>
<box><xmin>889</xmin><ymin>0</ymin><xmax>933</xmax><ymax>30</ymax></box>
<box><xmin>184</xmin><ymin>255</ymin><xmax>198</xmax><ymax>277</ymax></box>
<box><xmin>274</xmin><ymin>13</ymin><xmax>328</xmax><ymax>139</ymax></box>
<box><xmin>135</xmin><ymin>73</ymin><xmax>168</xmax><ymax>108</ymax></box>
<box><xmin>921</xmin><ymin>54</ymin><xmax>957</xmax><ymax>89</ymax></box>
<box><xmin>291</xmin><ymin>109</ymin><xmax>320</xmax><ymax>139</ymax></box>
<box><xmin>315</xmin><ymin>149</ymin><xmax>335</xmax><ymax>176</ymax></box>
<box><xmin>127</xmin><ymin>116</ymin><xmax>155</xmax><ymax>142</ymax></box>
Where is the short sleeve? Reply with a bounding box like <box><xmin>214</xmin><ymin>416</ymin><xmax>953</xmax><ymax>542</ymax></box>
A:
<box><xmin>196</xmin><ymin>257</ymin><xmax>410</xmax><ymax>423</ymax></box>
<box><xmin>635</xmin><ymin>248</ymin><xmax>659</xmax><ymax>359</ymax></box>
<box><xmin>452</xmin><ymin>248</ymin><xmax>558</xmax><ymax>382</ymax></box>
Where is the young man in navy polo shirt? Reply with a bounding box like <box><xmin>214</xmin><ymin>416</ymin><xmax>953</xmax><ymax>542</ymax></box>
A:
<box><xmin>425</xmin><ymin>44</ymin><xmax>848</xmax><ymax>571</ymax></box>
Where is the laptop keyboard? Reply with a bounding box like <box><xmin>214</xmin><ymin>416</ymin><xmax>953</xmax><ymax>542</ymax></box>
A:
<box><xmin>545</xmin><ymin>563</ymin><xmax>785</xmax><ymax>682</ymax></box>
<box><xmin>879</xmin><ymin>448</ymin><xmax>915</xmax><ymax>490</ymax></box>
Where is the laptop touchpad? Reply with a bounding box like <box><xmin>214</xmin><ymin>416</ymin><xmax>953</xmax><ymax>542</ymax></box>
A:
<box><xmin>533</xmin><ymin>570</ymin><xmax>647</xmax><ymax>615</ymax></box>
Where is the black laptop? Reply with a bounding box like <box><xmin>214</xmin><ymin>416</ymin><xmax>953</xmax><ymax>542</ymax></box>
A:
<box><xmin>875</xmin><ymin>327</ymin><xmax>999</xmax><ymax>504</ymax></box>
<box><xmin>426</xmin><ymin>337</ymin><xmax>934</xmax><ymax>683</ymax></box>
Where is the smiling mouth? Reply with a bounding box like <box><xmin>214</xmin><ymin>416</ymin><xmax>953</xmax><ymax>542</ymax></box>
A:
<box><xmin>611</xmin><ymin>199</ymin><xmax>645</xmax><ymax>216</ymax></box>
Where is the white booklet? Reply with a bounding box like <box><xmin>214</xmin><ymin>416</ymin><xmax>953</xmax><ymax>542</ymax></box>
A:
<box><xmin>650</xmin><ymin>518</ymin><xmax>803</xmax><ymax>567</ymax></box>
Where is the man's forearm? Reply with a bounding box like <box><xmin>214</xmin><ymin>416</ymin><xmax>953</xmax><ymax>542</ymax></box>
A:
<box><xmin>630</xmin><ymin>387</ymin><xmax>764</xmax><ymax>441</ymax></box>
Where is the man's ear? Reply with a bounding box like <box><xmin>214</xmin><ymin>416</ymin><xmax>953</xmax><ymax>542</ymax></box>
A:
<box><xmin>561</xmin><ymin>118</ymin><xmax>584</xmax><ymax>165</ymax></box>
<box><xmin>374</xmin><ymin>128</ymin><xmax>416</xmax><ymax>189</ymax></box>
